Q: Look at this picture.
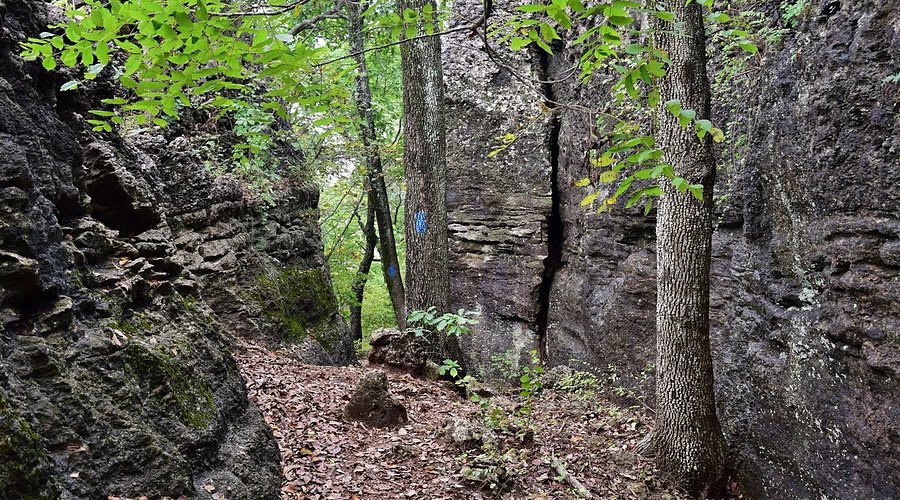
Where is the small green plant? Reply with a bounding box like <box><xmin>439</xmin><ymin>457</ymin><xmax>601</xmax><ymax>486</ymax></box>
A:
<box><xmin>489</xmin><ymin>350</ymin><xmax>518</xmax><ymax>380</ymax></box>
<box><xmin>556</xmin><ymin>370</ymin><xmax>602</xmax><ymax>396</ymax></box>
<box><xmin>407</xmin><ymin>307</ymin><xmax>479</xmax><ymax>338</ymax></box>
<box><xmin>515</xmin><ymin>350</ymin><xmax>544</xmax><ymax>417</ymax></box>
<box><xmin>781</xmin><ymin>0</ymin><xmax>809</xmax><ymax>28</ymax></box>
<box><xmin>438</xmin><ymin>358</ymin><xmax>462</xmax><ymax>378</ymax></box>
<box><xmin>517</xmin><ymin>350</ymin><xmax>544</xmax><ymax>399</ymax></box>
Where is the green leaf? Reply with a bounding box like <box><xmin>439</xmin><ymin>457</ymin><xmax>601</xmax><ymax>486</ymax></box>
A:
<box><xmin>574</xmin><ymin>177</ymin><xmax>591</xmax><ymax>187</ymax></box>
<box><xmin>710</xmin><ymin>127</ymin><xmax>725</xmax><ymax>143</ymax></box>
<box><xmin>655</xmin><ymin>10</ymin><xmax>675</xmax><ymax>22</ymax></box>
<box><xmin>689</xmin><ymin>185</ymin><xmax>704</xmax><ymax>201</ymax></box>
<box><xmin>678</xmin><ymin>109</ymin><xmax>696</xmax><ymax>128</ymax></box>
<box><xmin>510</xmin><ymin>37</ymin><xmax>530</xmax><ymax>51</ymax></box>
<box><xmin>540</xmin><ymin>22</ymin><xmax>560</xmax><ymax>42</ymax></box>
<box><xmin>614</xmin><ymin>176</ymin><xmax>633</xmax><ymax>197</ymax></box>
<box><xmin>665</xmin><ymin>99</ymin><xmax>681</xmax><ymax>116</ymax></box>
<box><xmin>625</xmin><ymin>43</ymin><xmax>646</xmax><ymax>55</ymax></box>
<box><xmin>567</xmin><ymin>0</ymin><xmax>586</xmax><ymax>13</ymax></box>
<box><xmin>580</xmin><ymin>192</ymin><xmax>599</xmax><ymax>207</ymax></box>
<box><xmin>646</xmin><ymin>60</ymin><xmax>665</xmax><ymax>77</ymax></box>
<box><xmin>41</xmin><ymin>56</ymin><xmax>57</xmax><ymax>71</ymax></box>
<box><xmin>61</xmin><ymin>48</ymin><xmax>78</xmax><ymax>66</ymax></box>
<box><xmin>517</xmin><ymin>4</ymin><xmax>547</xmax><ymax>12</ymax></box>
<box><xmin>738</xmin><ymin>41</ymin><xmax>758</xmax><ymax>54</ymax></box>
<box><xmin>633</xmin><ymin>168</ymin><xmax>654</xmax><ymax>180</ymax></box>
<box><xmin>535</xmin><ymin>38</ymin><xmax>553</xmax><ymax>54</ymax></box>
<box><xmin>60</xmin><ymin>80</ymin><xmax>80</xmax><ymax>91</ymax></box>
<box><xmin>599</xmin><ymin>170</ymin><xmax>617</xmax><ymax>183</ymax></box>
<box><xmin>592</xmin><ymin>154</ymin><xmax>616</xmax><ymax>167</ymax></box>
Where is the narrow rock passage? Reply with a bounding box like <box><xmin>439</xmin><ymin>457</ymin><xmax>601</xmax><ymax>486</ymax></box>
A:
<box><xmin>234</xmin><ymin>339</ymin><xmax>690</xmax><ymax>499</ymax></box>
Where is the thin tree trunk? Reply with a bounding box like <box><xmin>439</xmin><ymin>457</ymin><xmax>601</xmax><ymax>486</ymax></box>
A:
<box><xmin>349</xmin><ymin>185</ymin><xmax>377</xmax><ymax>341</ymax></box>
<box><xmin>348</xmin><ymin>0</ymin><xmax>407</xmax><ymax>330</ymax></box>
<box><xmin>652</xmin><ymin>1</ymin><xmax>726</xmax><ymax>496</ymax></box>
<box><xmin>398</xmin><ymin>0</ymin><xmax>458</xmax><ymax>361</ymax></box>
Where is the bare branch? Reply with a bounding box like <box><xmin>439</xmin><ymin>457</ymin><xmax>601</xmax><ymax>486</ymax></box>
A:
<box><xmin>209</xmin><ymin>0</ymin><xmax>311</xmax><ymax>17</ymax></box>
<box><xmin>315</xmin><ymin>20</ymin><xmax>482</xmax><ymax>67</ymax></box>
<box><xmin>290</xmin><ymin>6</ymin><xmax>345</xmax><ymax>35</ymax></box>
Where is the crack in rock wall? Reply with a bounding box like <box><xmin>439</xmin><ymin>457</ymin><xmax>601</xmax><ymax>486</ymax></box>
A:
<box><xmin>445</xmin><ymin>0</ymin><xmax>899</xmax><ymax>497</ymax></box>
<box><xmin>443</xmin><ymin>0</ymin><xmax>556</xmax><ymax>376</ymax></box>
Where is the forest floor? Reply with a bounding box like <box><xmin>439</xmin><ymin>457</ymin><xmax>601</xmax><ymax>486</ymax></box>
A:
<box><xmin>233</xmin><ymin>338</ymin><xmax>692</xmax><ymax>500</ymax></box>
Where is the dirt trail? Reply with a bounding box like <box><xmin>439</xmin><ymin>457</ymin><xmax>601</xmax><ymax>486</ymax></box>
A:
<box><xmin>233</xmin><ymin>339</ymin><xmax>689</xmax><ymax>499</ymax></box>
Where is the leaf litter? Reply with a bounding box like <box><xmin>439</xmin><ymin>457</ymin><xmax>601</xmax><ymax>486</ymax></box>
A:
<box><xmin>233</xmin><ymin>338</ymin><xmax>705</xmax><ymax>499</ymax></box>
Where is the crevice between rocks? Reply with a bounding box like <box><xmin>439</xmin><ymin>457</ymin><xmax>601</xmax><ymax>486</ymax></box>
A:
<box><xmin>534</xmin><ymin>48</ymin><xmax>564</xmax><ymax>361</ymax></box>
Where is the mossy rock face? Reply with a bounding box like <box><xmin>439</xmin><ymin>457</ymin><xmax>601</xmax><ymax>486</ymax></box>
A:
<box><xmin>256</xmin><ymin>267</ymin><xmax>342</xmax><ymax>347</ymax></box>
<box><xmin>0</xmin><ymin>391</ymin><xmax>57</xmax><ymax>499</ymax></box>
<box><xmin>124</xmin><ymin>343</ymin><xmax>217</xmax><ymax>430</ymax></box>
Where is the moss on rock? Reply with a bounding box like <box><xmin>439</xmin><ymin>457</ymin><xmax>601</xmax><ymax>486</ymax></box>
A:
<box><xmin>124</xmin><ymin>344</ymin><xmax>217</xmax><ymax>430</ymax></box>
<box><xmin>0</xmin><ymin>391</ymin><xmax>57</xmax><ymax>499</ymax></box>
<box><xmin>255</xmin><ymin>267</ymin><xmax>341</xmax><ymax>346</ymax></box>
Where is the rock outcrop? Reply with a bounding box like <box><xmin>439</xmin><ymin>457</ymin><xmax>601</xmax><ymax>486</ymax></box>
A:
<box><xmin>0</xmin><ymin>0</ymin><xmax>351</xmax><ymax>497</ymax></box>
<box><xmin>443</xmin><ymin>0</ymin><xmax>554</xmax><ymax>376</ymax></box>
<box><xmin>368</xmin><ymin>327</ymin><xmax>428</xmax><ymax>374</ymax></box>
<box><xmin>444</xmin><ymin>0</ymin><xmax>899</xmax><ymax>497</ymax></box>
<box><xmin>344</xmin><ymin>370</ymin><xmax>408</xmax><ymax>428</ymax></box>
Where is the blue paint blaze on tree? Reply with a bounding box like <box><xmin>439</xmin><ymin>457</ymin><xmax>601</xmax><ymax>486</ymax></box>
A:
<box><xmin>415</xmin><ymin>210</ymin><xmax>427</xmax><ymax>234</ymax></box>
<box><xmin>387</xmin><ymin>264</ymin><xmax>397</xmax><ymax>278</ymax></box>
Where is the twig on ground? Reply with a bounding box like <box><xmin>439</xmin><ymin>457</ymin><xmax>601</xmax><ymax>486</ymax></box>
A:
<box><xmin>552</xmin><ymin>457</ymin><xmax>594</xmax><ymax>499</ymax></box>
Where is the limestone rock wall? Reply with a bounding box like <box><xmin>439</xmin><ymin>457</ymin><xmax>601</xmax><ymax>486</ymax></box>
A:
<box><xmin>443</xmin><ymin>0</ymin><xmax>554</xmax><ymax>375</ymax></box>
<box><xmin>445</xmin><ymin>0</ymin><xmax>899</xmax><ymax>497</ymax></box>
<box><xmin>0</xmin><ymin>0</ymin><xmax>351</xmax><ymax>497</ymax></box>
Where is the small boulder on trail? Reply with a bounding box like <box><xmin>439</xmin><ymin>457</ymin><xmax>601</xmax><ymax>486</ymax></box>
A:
<box><xmin>367</xmin><ymin>328</ymin><xmax>427</xmax><ymax>375</ymax></box>
<box><xmin>344</xmin><ymin>370</ymin><xmax>408</xmax><ymax>428</ymax></box>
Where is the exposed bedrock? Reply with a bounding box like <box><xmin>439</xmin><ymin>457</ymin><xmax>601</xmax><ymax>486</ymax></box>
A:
<box><xmin>443</xmin><ymin>0</ymin><xmax>555</xmax><ymax>376</ymax></box>
<box><xmin>0</xmin><ymin>0</ymin><xmax>351</xmax><ymax>497</ymax></box>
<box><xmin>445</xmin><ymin>0</ymin><xmax>899</xmax><ymax>497</ymax></box>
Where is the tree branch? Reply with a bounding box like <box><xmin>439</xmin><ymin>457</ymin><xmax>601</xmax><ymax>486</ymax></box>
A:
<box><xmin>209</xmin><ymin>0</ymin><xmax>312</xmax><ymax>17</ymax></box>
<box><xmin>290</xmin><ymin>7</ymin><xmax>345</xmax><ymax>35</ymax></box>
<box><xmin>315</xmin><ymin>20</ymin><xmax>482</xmax><ymax>67</ymax></box>
<box><xmin>325</xmin><ymin>189</ymin><xmax>365</xmax><ymax>260</ymax></box>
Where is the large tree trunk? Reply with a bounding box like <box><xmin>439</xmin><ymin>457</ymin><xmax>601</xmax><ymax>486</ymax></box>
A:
<box><xmin>349</xmin><ymin>185</ymin><xmax>377</xmax><ymax>341</ymax></box>
<box><xmin>398</xmin><ymin>0</ymin><xmax>457</xmax><ymax>360</ymax></box>
<box><xmin>348</xmin><ymin>0</ymin><xmax>407</xmax><ymax>330</ymax></box>
<box><xmin>652</xmin><ymin>1</ymin><xmax>726</xmax><ymax>496</ymax></box>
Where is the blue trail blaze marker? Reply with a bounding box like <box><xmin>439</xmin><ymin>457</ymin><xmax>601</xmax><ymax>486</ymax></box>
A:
<box><xmin>387</xmin><ymin>264</ymin><xmax>397</xmax><ymax>278</ymax></box>
<box><xmin>414</xmin><ymin>210</ymin><xmax>427</xmax><ymax>234</ymax></box>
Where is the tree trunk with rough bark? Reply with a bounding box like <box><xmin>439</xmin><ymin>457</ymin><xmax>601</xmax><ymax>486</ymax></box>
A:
<box><xmin>349</xmin><ymin>185</ymin><xmax>377</xmax><ymax>341</ymax></box>
<box><xmin>398</xmin><ymin>0</ymin><xmax>458</xmax><ymax>361</ymax></box>
<box><xmin>348</xmin><ymin>0</ymin><xmax>407</xmax><ymax>330</ymax></box>
<box><xmin>652</xmin><ymin>1</ymin><xmax>726</xmax><ymax>496</ymax></box>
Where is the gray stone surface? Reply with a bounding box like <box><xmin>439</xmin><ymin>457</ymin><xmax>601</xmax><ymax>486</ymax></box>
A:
<box><xmin>0</xmin><ymin>0</ymin><xmax>351</xmax><ymax>497</ymax></box>
<box><xmin>443</xmin><ymin>0</ymin><xmax>554</xmax><ymax>376</ymax></box>
<box><xmin>444</xmin><ymin>0</ymin><xmax>899</xmax><ymax>497</ymax></box>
